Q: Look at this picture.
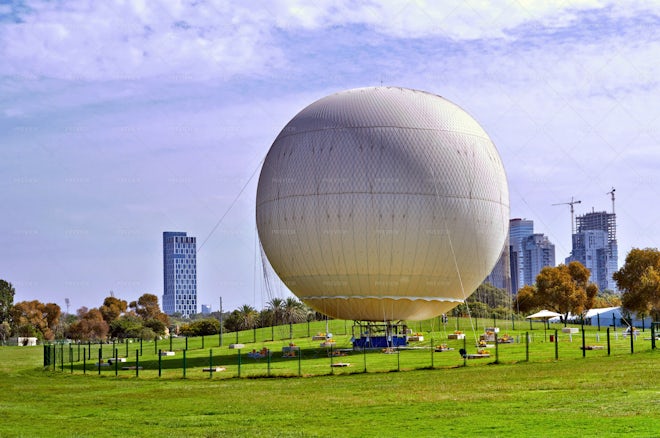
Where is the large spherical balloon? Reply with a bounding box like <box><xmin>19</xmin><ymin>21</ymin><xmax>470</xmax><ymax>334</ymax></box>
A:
<box><xmin>256</xmin><ymin>87</ymin><xmax>509</xmax><ymax>321</ymax></box>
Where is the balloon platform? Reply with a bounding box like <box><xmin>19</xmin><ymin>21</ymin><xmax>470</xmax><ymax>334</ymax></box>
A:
<box><xmin>351</xmin><ymin>322</ymin><xmax>408</xmax><ymax>349</ymax></box>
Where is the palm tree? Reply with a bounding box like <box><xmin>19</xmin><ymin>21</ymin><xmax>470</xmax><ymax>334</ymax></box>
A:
<box><xmin>236</xmin><ymin>305</ymin><xmax>258</xmax><ymax>331</ymax></box>
<box><xmin>267</xmin><ymin>298</ymin><xmax>285</xmax><ymax>327</ymax></box>
<box><xmin>283</xmin><ymin>297</ymin><xmax>306</xmax><ymax>324</ymax></box>
<box><xmin>282</xmin><ymin>297</ymin><xmax>306</xmax><ymax>339</ymax></box>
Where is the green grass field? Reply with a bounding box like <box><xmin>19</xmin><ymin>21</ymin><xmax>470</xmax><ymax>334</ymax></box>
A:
<box><xmin>1</xmin><ymin>319</ymin><xmax>658</xmax><ymax>437</ymax></box>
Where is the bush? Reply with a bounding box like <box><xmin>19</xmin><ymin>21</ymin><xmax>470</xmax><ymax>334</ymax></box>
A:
<box><xmin>180</xmin><ymin>318</ymin><xmax>220</xmax><ymax>337</ymax></box>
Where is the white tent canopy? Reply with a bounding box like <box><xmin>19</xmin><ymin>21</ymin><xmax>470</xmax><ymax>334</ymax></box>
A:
<box><xmin>526</xmin><ymin>310</ymin><xmax>562</xmax><ymax>320</ymax></box>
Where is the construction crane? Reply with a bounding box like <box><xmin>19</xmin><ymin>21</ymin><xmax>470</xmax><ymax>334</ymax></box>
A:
<box><xmin>552</xmin><ymin>196</ymin><xmax>582</xmax><ymax>234</ymax></box>
<box><xmin>607</xmin><ymin>187</ymin><xmax>615</xmax><ymax>215</ymax></box>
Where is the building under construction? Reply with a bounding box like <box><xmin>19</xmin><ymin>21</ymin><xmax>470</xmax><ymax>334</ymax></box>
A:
<box><xmin>567</xmin><ymin>208</ymin><xmax>618</xmax><ymax>292</ymax></box>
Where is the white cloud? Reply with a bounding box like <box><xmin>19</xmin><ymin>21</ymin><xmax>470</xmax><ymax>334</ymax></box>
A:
<box><xmin>1</xmin><ymin>0</ymin><xmax>287</xmax><ymax>80</ymax></box>
<box><xmin>3</xmin><ymin>0</ymin><xmax>659</xmax><ymax>82</ymax></box>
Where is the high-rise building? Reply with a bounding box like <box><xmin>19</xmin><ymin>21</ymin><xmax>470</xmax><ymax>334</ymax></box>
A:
<box><xmin>484</xmin><ymin>243</ymin><xmax>512</xmax><ymax>294</ymax></box>
<box><xmin>508</xmin><ymin>218</ymin><xmax>534</xmax><ymax>291</ymax></box>
<box><xmin>201</xmin><ymin>304</ymin><xmax>211</xmax><ymax>315</ymax></box>
<box><xmin>566</xmin><ymin>210</ymin><xmax>618</xmax><ymax>291</ymax></box>
<box><xmin>522</xmin><ymin>234</ymin><xmax>555</xmax><ymax>286</ymax></box>
<box><xmin>490</xmin><ymin>218</ymin><xmax>556</xmax><ymax>293</ymax></box>
<box><xmin>162</xmin><ymin>231</ymin><xmax>197</xmax><ymax>317</ymax></box>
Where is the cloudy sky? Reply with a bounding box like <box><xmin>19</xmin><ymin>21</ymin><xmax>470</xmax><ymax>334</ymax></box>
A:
<box><xmin>2</xmin><ymin>0</ymin><xmax>660</xmax><ymax>313</ymax></box>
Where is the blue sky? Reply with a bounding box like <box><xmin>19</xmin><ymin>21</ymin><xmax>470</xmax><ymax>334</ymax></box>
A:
<box><xmin>2</xmin><ymin>1</ymin><xmax>660</xmax><ymax>313</ymax></box>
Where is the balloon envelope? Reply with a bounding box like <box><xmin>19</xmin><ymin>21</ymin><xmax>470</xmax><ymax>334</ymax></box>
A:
<box><xmin>256</xmin><ymin>87</ymin><xmax>509</xmax><ymax>321</ymax></box>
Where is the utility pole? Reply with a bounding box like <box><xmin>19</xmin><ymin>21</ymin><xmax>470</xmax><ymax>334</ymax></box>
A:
<box><xmin>552</xmin><ymin>196</ymin><xmax>582</xmax><ymax>234</ymax></box>
<box><xmin>219</xmin><ymin>296</ymin><xmax>223</xmax><ymax>347</ymax></box>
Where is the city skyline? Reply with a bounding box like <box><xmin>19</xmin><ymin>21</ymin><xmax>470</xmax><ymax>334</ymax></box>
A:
<box><xmin>2</xmin><ymin>2</ymin><xmax>660</xmax><ymax>312</ymax></box>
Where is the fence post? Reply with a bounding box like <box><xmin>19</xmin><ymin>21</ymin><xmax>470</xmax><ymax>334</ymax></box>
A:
<box><xmin>170</xmin><ymin>335</ymin><xmax>173</xmax><ymax>352</ymax></box>
<box><xmin>330</xmin><ymin>344</ymin><xmax>334</xmax><ymax>374</ymax></box>
<box><xmin>630</xmin><ymin>326</ymin><xmax>634</xmax><ymax>354</ymax></box>
<box><xmin>98</xmin><ymin>348</ymin><xmax>102</xmax><ymax>375</ymax></box>
<box><xmin>607</xmin><ymin>327</ymin><xmax>611</xmax><ymax>356</ymax></box>
<box><xmin>652</xmin><ymin>323</ymin><xmax>656</xmax><ymax>350</ymax></box>
<box><xmin>238</xmin><ymin>349</ymin><xmax>242</xmax><ymax>378</ymax></box>
<box><xmin>183</xmin><ymin>349</ymin><xmax>187</xmax><ymax>379</ymax></box>
<box><xmin>494</xmin><ymin>333</ymin><xmax>499</xmax><ymax>364</ymax></box>
<box><xmin>83</xmin><ymin>348</ymin><xmax>86</xmax><ymax>374</ymax></box>
<box><xmin>88</xmin><ymin>341</ymin><xmax>91</xmax><ymax>360</ymax></box>
<box><xmin>78</xmin><ymin>343</ymin><xmax>81</xmax><ymax>362</ymax></box>
<box><xmin>135</xmin><ymin>349</ymin><xmax>139</xmax><ymax>377</ymax></box>
<box><xmin>525</xmin><ymin>332</ymin><xmax>529</xmax><ymax>362</ymax></box>
<box><xmin>125</xmin><ymin>338</ymin><xmax>128</xmax><ymax>358</ymax></box>
<box><xmin>60</xmin><ymin>343</ymin><xmax>64</xmax><ymax>372</ymax></box>
<box><xmin>554</xmin><ymin>330</ymin><xmax>558</xmax><ymax>360</ymax></box>
<box><xmin>158</xmin><ymin>349</ymin><xmax>162</xmax><ymax>377</ymax></box>
<box><xmin>431</xmin><ymin>337</ymin><xmax>434</xmax><ymax>368</ymax></box>
<box><xmin>298</xmin><ymin>348</ymin><xmax>301</xmax><ymax>377</ymax></box>
<box><xmin>581</xmin><ymin>327</ymin><xmax>586</xmax><ymax>358</ymax></box>
<box><xmin>209</xmin><ymin>349</ymin><xmax>213</xmax><ymax>378</ymax></box>
<box><xmin>115</xmin><ymin>348</ymin><xmax>118</xmax><ymax>377</ymax></box>
<box><xmin>140</xmin><ymin>338</ymin><xmax>143</xmax><ymax>356</ymax></box>
<box><xmin>266</xmin><ymin>349</ymin><xmax>270</xmax><ymax>377</ymax></box>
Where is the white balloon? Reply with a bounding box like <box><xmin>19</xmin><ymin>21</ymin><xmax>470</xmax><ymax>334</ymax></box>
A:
<box><xmin>256</xmin><ymin>87</ymin><xmax>509</xmax><ymax>321</ymax></box>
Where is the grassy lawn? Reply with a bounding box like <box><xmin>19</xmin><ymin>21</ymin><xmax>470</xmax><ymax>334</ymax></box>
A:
<box><xmin>1</xmin><ymin>320</ymin><xmax>658</xmax><ymax>437</ymax></box>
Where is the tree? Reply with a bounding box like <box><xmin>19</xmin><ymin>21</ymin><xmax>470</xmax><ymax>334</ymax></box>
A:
<box><xmin>109</xmin><ymin>314</ymin><xmax>143</xmax><ymax>339</ymax></box>
<box><xmin>534</xmin><ymin>261</ymin><xmax>598</xmax><ymax>322</ymax></box>
<box><xmin>267</xmin><ymin>297</ymin><xmax>285</xmax><ymax>326</ymax></box>
<box><xmin>514</xmin><ymin>285</ymin><xmax>539</xmax><ymax>314</ymax></box>
<box><xmin>99</xmin><ymin>296</ymin><xmax>128</xmax><ymax>324</ymax></box>
<box><xmin>66</xmin><ymin>307</ymin><xmax>109</xmax><ymax>341</ymax></box>
<box><xmin>10</xmin><ymin>300</ymin><xmax>61</xmax><ymax>340</ymax></box>
<box><xmin>592</xmin><ymin>290</ymin><xmax>622</xmax><ymax>309</ymax></box>
<box><xmin>235</xmin><ymin>305</ymin><xmax>258</xmax><ymax>330</ymax></box>
<box><xmin>613</xmin><ymin>248</ymin><xmax>660</xmax><ymax>321</ymax></box>
<box><xmin>129</xmin><ymin>293</ymin><xmax>169</xmax><ymax>325</ymax></box>
<box><xmin>470</xmin><ymin>283</ymin><xmax>510</xmax><ymax>309</ymax></box>
<box><xmin>282</xmin><ymin>297</ymin><xmax>306</xmax><ymax>324</ymax></box>
<box><xmin>0</xmin><ymin>280</ymin><xmax>16</xmax><ymax>324</ymax></box>
<box><xmin>180</xmin><ymin>318</ymin><xmax>220</xmax><ymax>336</ymax></box>
<box><xmin>0</xmin><ymin>321</ymin><xmax>10</xmax><ymax>344</ymax></box>
<box><xmin>143</xmin><ymin>318</ymin><xmax>167</xmax><ymax>336</ymax></box>
<box><xmin>223</xmin><ymin>310</ymin><xmax>242</xmax><ymax>332</ymax></box>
